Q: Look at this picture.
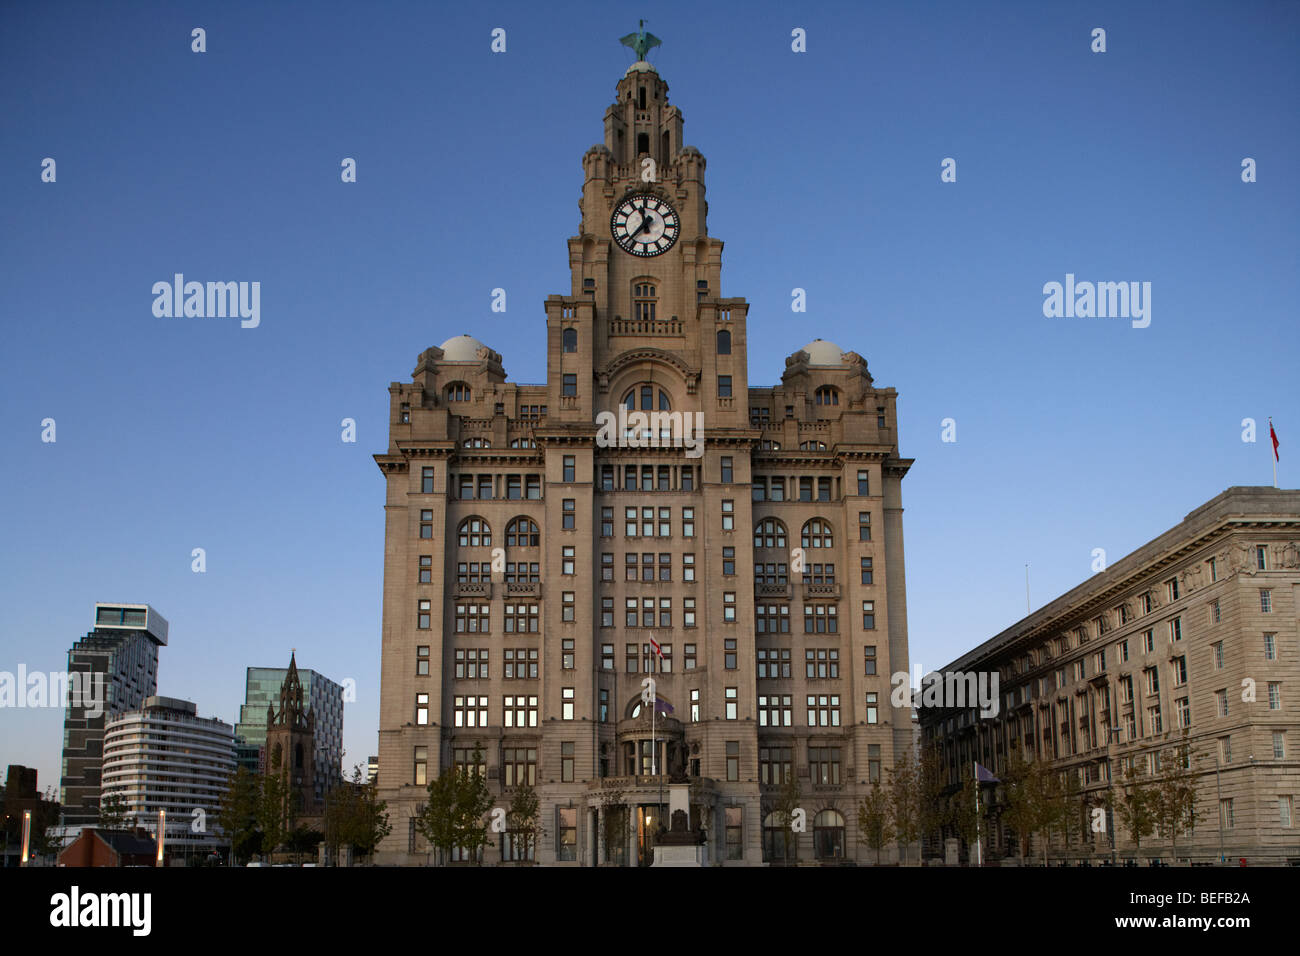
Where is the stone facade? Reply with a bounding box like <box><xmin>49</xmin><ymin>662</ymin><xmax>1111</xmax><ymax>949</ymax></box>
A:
<box><xmin>922</xmin><ymin>487</ymin><xmax>1300</xmax><ymax>865</ymax></box>
<box><xmin>374</xmin><ymin>52</ymin><xmax>912</xmax><ymax>865</ymax></box>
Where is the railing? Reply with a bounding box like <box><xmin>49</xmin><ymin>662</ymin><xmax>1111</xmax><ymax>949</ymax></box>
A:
<box><xmin>609</xmin><ymin>317</ymin><xmax>683</xmax><ymax>336</ymax></box>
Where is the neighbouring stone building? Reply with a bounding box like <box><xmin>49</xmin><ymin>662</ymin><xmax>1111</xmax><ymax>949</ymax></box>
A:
<box><xmin>922</xmin><ymin>487</ymin><xmax>1300</xmax><ymax>865</ymax></box>
<box><xmin>374</xmin><ymin>34</ymin><xmax>913</xmax><ymax>865</ymax></box>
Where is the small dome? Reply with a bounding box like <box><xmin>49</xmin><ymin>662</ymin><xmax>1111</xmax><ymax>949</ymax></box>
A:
<box><xmin>625</xmin><ymin>60</ymin><xmax>659</xmax><ymax>76</ymax></box>
<box><xmin>800</xmin><ymin>339</ymin><xmax>846</xmax><ymax>366</ymax></box>
<box><xmin>439</xmin><ymin>334</ymin><xmax>486</xmax><ymax>362</ymax></box>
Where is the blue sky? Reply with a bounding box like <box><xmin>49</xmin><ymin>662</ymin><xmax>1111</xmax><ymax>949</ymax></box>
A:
<box><xmin>2</xmin><ymin>0</ymin><xmax>1296</xmax><ymax>792</ymax></box>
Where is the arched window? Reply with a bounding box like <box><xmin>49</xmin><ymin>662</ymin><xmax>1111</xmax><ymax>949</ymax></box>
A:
<box><xmin>799</xmin><ymin>440</ymin><xmax>827</xmax><ymax>451</ymax></box>
<box><xmin>716</xmin><ymin>329</ymin><xmax>731</xmax><ymax>354</ymax></box>
<box><xmin>814</xmin><ymin>385</ymin><xmax>839</xmax><ymax>406</ymax></box>
<box><xmin>458</xmin><ymin>517</ymin><xmax>491</xmax><ymax>548</ymax></box>
<box><xmin>294</xmin><ymin>743</ymin><xmax>304</xmax><ymax>770</ymax></box>
<box><xmin>462</xmin><ymin>437</ymin><xmax>491</xmax><ymax>448</ymax></box>
<box><xmin>620</xmin><ymin>384</ymin><xmax>671</xmax><ymax>411</ymax></box>
<box><xmin>813</xmin><ymin>810</ymin><xmax>845</xmax><ymax>859</ymax></box>
<box><xmin>758</xmin><ymin>440</ymin><xmax>781</xmax><ymax>450</ymax></box>
<box><xmin>562</xmin><ymin>328</ymin><xmax>577</xmax><ymax>353</ymax></box>
<box><xmin>505</xmin><ymin>517</ymin><xmax>540</xmax><ymax>548</ymax></box>
<box><xmin>445</xmin><ymin>382</ymin><xmax>471</xmax><ymax>402</ymax></box>
<box><xmin>633</xmin><ymin>283</ymin><xmax>657</xmax><ymax>322</ymax></box>
<box><xmin>801</xmin><ymin>518</ymin><xmax>833</xmax><ymax>549</ymax></box>
<box><xmin>763</xmin><ymin>812</ymin><xmax>792</xmax><ymax>862</ymax></box>
<box><xmin>509</xmin><ymin>438</ymin><xmax>536</xmax><ymax>449</ymax></box>
<box><xmin>637</xmin><ymin>131</ymin><xmax>649</xmax><ymax>154</ymax></box>
<box><xmin>754</xmin><ymin>518</ymin><xmax>787</xmax><ymax>550</ymax></box>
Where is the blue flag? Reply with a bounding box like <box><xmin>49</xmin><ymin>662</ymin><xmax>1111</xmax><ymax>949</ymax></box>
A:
<box><xmin>975</xmin><ymin>762</ymin><xmax>998</xmax><ymax>783</ymax></box>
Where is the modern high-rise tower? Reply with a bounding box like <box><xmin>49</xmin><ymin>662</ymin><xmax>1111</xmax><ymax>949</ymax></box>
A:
<box><xmin>374</xmin><ymin>34</ymin><xmax>913</xmax><ymax>865</ymax></box>
<box><xmin>59</xmin><ymin>603</ymin><xmax>168</xmax><ymax>827</ymax></box>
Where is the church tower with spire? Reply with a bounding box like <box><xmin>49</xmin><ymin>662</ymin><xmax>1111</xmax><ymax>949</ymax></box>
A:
<box><xmin>263</xmin><ymin>652</ymin><xmax>319</xmax><ymax>821</ymax></box>
<box><xmin>374</xmin><ymin>29</ymin><xmax>912</xmax><ymax>866</ymax></box>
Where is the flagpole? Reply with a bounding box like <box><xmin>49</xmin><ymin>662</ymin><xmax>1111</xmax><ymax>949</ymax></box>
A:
<box><xmin>974</xmin><ymin>761</ymin><xmax>982</xmax><ymax>866</ymax></box>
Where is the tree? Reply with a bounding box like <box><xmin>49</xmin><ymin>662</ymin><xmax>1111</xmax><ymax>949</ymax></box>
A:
<box><xmin>1112</xmin><ymin>762</ymin><xmax>1156</xmax><ymax>852</ymax></box>
<box><xmin>771</xmin><ymin>772</ymin><xmax>802</xmax><ymax>863</ymax></box>
<box><xmin>917</xmin><ymin>744</ymin><xmax>947</xmax><ymax>857</ymax></box>
<box><xmin>415</xmin><ymin>743</ymin><xmax>492</xmax><ymax>865</ymax></box>
<box><xmin>415</xmin><ymin>764</ymin><xmax>461</xmax><ymax>864</ymax></box>
<box><xmin>597</xmin><ymin>788</ymin><xmax>633</xmax><ymax>865</ymax></box>
<box><xmin>324</xmin><ymin>765</ymin><xmax>391</xmax><ymax>864</ymax></box>
<box><xmin>888</xmin><ymin>748</ymin><xmax>920</xmax><ymax>865</ymax></box>
<box><xmin>256</xmin><ymin>769</ymin><xmax>290</xmax><ymax>858</ymax></box>
<box><xmin>217</xmin><ymin>767</ymin><xmax>262</xmax><ymax>863</ymax></box>
<box><xmin>506</xmin><ymin>781</ymin><xmax>541</xmax><ymax>862</ymax></box>
<box><xmin>857</xmin><ymin>781</ymin><xmax>893</xmax><ymax>865</ymax></box>
<box><xmin>948</xmin><ymin>783</ymin><xmax>981</xmax><ymax>862</ymax></box>
<box><xmin>352</xmin><ymin>770</ymin><xmax>392</xmax><ymax>862</ymax></box>
<box><xmin>1151</xmin><ymin>742</ymin><xmax>1200</xmax><ymax>861</ymax></box>
<box><xmin>1001</xmin><ymin>751</ymin><xmax>1055</xmax><ymax>863</ymax></box>
<box><xmin>285</xmin><ymin>825</ymin><xmax>322</xmax><ymax>863</ymax></box>
<box><xmin>98</xmin><ymin>793</ymin><xmax>129</xmax><ymax>829</ymax></box>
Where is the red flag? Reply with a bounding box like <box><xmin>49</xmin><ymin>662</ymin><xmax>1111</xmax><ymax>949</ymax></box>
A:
<box><xmin>649</xmin><ymin>637</ymin><xmax>663</xmax><ymax>658</ymax></box>
<box><xmin>1270</xmin><ymin>419</ymin><xmax>1280</xmax><ymax>461</ymax></box>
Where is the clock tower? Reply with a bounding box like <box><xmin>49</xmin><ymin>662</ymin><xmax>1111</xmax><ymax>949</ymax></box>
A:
<box><xmin>374</xmin><ymin>31</ymin><xmax>913</xmax><ymax>867</ymax></box>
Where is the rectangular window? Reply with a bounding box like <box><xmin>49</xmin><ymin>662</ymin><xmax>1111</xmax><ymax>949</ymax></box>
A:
<box><xmin>865</xmin><ymin>692</ymin><xmax>878</xmax><ymax>724</ymax></box>
<box><xmin>420</xmin><ymin>509</ymin><xmax>434</xmax><ymax>538</ymax></box>
<box><xmin>416</xmin><ymin>693</ymin><xmax>429</xmax><ymax>725</ymax></box>
<box><xmin>725</xmin><ymin>807</ymin><xmax>743</xmax><ymax>860</ymax></box>
<box><xmin>726</xmin><ymin>741</ymin><xmax>739</xmax><ymax>781</ymax></box>
<box><xmin>1273</xmin><ymin>731</ymin><xmax>1285</xmax><ymax>759</ymax></box>
<box><xmin>506</xmin><ymin>475</ymin><xmax>521</xmax><ymax>499</ymax></box>
<box><xmin>562</xmin><ymin>545</ymin><xmax>575</xmax><ymax>575</ymax></box>
<box><xmin>562</xmin><ymin>687</ymin><xmax>575</xmax><ymax>720</ymax></box>
<box><xmin>626</xmin><ymin>644</ymin><xmax>638</xmax><ymax>674</ymax></box>
<box><xmin>562</xmin><ymin>638</ymin><xmax>575</xmax><ymax>670</ymax></box>
<box><xmin>1216</xmin><ymin>689</ymin><xmax>1228</xmax><ymax>717</ymax></box>
<box><xmin>601</xmin><ymin>465</ymin><xmax>614</xmax><ymax>491</ymax></box>
<box><xmin>599</xmin><ymin>688</ymin><xmax>609</xmax><ymax>722</ymax></box>
<box><xmin>683</xmin><ymin>596</ymin><xmax>696</xmax><ymax>627</ymax></box>
<box><xmin>416</xmin><ymin>644</ymin><xmax>430</xmax><ymax>676</ymax></box>
<box><xmin>685</xmin><ymin>644</ymin><xmax>697</xmax><ymax>670</ymax></box>
<box><xmin>721</xmin><ymin>456</ymin><xmax>733</xmax><ymax>483</ymax></box>
<box><xmin>868</xmin><ymin>744</ymin><xmax>881</xmax><ymax>784</ymax></box>
<box><xmin>683</xmin><ymin>553</ymin><xmax>695</xmax><ymax>581</ymax></box>
<box><xmin>1220</xmin><ymin>736</ymin><xmax>1232</xmax><ymax>764</ymax></box>
<box><xmin>400</xmin><ymin>402</ymin><xmax>411</xmax><ymax>424</ymax></box>
<box><xmin>682</xmin><ymin>507</ymin><xmax>695</xmax><ymax>537</ymax></box>
<box><xmin>525</xmin><ymin>475</ymin><xmax>541</xmax><ymax>499</ymax></box>
<box><xmin>857</xmin><ymin>470</ymin><xmax>869</xmax><ymax>495</ymax></box>
<box><xmin>502</xmin><ymin>747</ymin><xmax>537</xmax><ymax>787</ymax></box>
<box><xmin>724</xmin><ymin>638</ymin><xmax>738</xmax><ymax>670</ymax></box>
<box><xmin>562</xmin><ymin>456</ymin><xmax>575</xmax><ymax>482</ymax></box>
<box><xmin>1268</xmin><ymin>682</ymin><xmax>1282</xmax><ymax>710</ymax></box>
<box><xmin>1169</xmin><ymin>617</ymin><xmax>1182</xmax><ymax>642</ymax></box>
<box><xmin>1210</xmin><ymin>599</ymin><xmax>1221</xmax><ymax>624</ymax></box>
<box><xmin>562</xmin><ymin>498</ymin><xmax>576</xmax><ymax>530</ymax></box>
<box><xmin>418</xmin><ymin>599</ymin><xmax>431</xmax><ymax>630</ymax></box>
<box><xmin>804</xmin><ymin>604</ymin><xmax>838</xmax><ymax>633</ymax></box>
<box><xmin>1281</xmin><ymin>796</ymin><xmax>1294</xmax><ymax>829</ymax></box>
<box><xmin>562</xmin><ymin>591</ymin><xmax>575</xmax><ymax>621</ymax></box>
<box><xmin>862</xmin><ymin>601</ymin><xmax>875</xmax><ymax>630</ymax></box>
<box><xmin>1172</xmin><ymin>656</ymin><xmax>1187</xmax><ymax>686</ymax></box>
<box><xmin>725</xmin><ymin>687</ymin><xmax>738</xmax><ymax>720</ymax></box>
<box><xmin>690</xmin><ymin>688</ymin><xmax>700</xmax><ymax>722</ymax></box>
<box><xmin>561</xmin><ymin>741</ymin><xmax>575</xmax><ymax>783</ymax></box>
<box><xmin>1143</xmin><ymin>629</ymin><xmax>1154</xmax><ymax>654</ymax></box>
<box><xmin>1220</xmin><ymin>798</ymin><xmax>1234</xmax><ymax>829</ymax></box>
<box><xmin>601</xmin><ymin>643</ymin><xmax>614</xmax><ymax>669</ymax></box>
<box><xmin>858</xmin><ymin>511</ymin><xmax>871</xmax><ymax>541</ymax></box>
<box><xmin>420</xmin><ymin>466</ymin><xmax>435</xmax><ymax>494</ymax></box>
<box><xmin>1177</xmin><ymin>696</ymin><xmax>1190</xmax><ymax>729</ymax></box>
<box><xmin>808</xmin><ymin>746</ymin><xmax>842</xmax><ymax>786</ymax></box>
<box><xmin>601</xmin><ymin>507</ymin><xmax>614</xmax><ymax>537</ymax></box>
<box><xmin>454</xmin><ymin>695</ymin><xmax>489</xmax><ymax>728</ymax></box>
<box><xmin>806</xmin><ymin>694</ymin><xmax>841</xmax><ymax>727</ymax></box>
<box><xmin>722</xmin><ymin>546</ymin><xmax>735</xmax><ymax>576</ymax></box>
<box><xmin>718</xmin><ymin>375</ymin><xmax>732</xmax><ymax>398</ymax></box>
<box><xmin>1261</xmin><ymin>589</ymin><xmax>1273</xmax><ymax>613</ymax></box>
<box><xmin>1213</xmin><ymin>641</ymin><xmax>1224</xmax><ymax>669</ymax></box>
<box><xmin>723</xmin><ymin>592</ymin><xmax>736</xmax><ymax>622</ymax></box>
<box><xmin>413</xmin><ymin>746</ymin><xmax>427</xmax><ymax>786</ymax></box>
<box><xmin>721</xmin><ymin>499</ymin><xmax>734</xmax><ymax>531</ymax></box>
<box><xmin>860</xmin><ymin>557</ymin><xmax>873</xmax><ymax>585</ymax></box>
<box><xmin>503</xmin><ymin>695</ymin><xmax>539</xmax><ymax>728</ymax></box>
<box><xmin>601</xmin><ymin>553</ymin><xmax>614</xmax><ymax>583</ymax></box>
<box><xmin>562</xmin><ymin>374</ymin><xmax>577</xmax><ymax>396</ymax></box>
<box><xmin>1265</xmin><ymin>633</ymin><xmax>1277</xmax><ymax>659</ymax></box>
<box><xmin>864</xmin><ymin>645</ymin><xmax>877</xmax><ymax>675</ymax></box>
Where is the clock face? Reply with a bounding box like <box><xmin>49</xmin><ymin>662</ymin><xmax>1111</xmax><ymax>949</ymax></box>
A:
<box><xmin>611</xmin><ymin>194</ymin><xmax>679</xmax><ymax>257</ymax></box>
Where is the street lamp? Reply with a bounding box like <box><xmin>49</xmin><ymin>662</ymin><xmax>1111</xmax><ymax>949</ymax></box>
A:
<box><xmin>1107</xmin><ymin>726</ymin><xmax>1120</xmax><ymax>865</ymax></box>
<box><xmin>1214</xmin><ymin>751</ymin><xmax>1225</xmax><ymax>864</ymax></box>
